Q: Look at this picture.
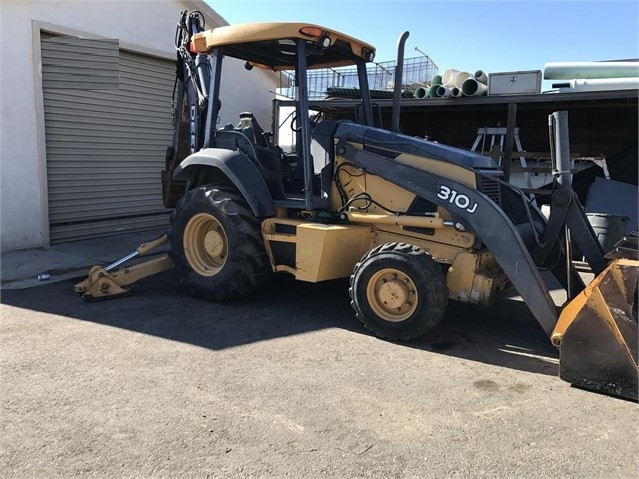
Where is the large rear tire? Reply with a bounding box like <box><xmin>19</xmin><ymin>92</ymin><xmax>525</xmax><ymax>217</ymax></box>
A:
<box><xmin>169</xmin><ymin>185</ymin><xmax>271</xmax><ymax>300</ymax></box>
<box><xmin>349</xmin><ymin>243</ymin><xmax>448</xmax><ymax>340</ymax></box>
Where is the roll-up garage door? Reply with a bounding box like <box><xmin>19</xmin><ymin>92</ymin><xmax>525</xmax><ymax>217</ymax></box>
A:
<box><xmin>41</xmin><ymin>33</ymin><xmax>175</xmax><ymax>242</ymax></box>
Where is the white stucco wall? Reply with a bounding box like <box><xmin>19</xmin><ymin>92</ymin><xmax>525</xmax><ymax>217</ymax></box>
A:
<box><xmin>0</xmin><ymin>0</ymin><xmax>277</xmax><ymax>251</ymax></box>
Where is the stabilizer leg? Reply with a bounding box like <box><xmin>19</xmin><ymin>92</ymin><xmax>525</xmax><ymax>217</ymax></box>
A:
<box><xmin>74</xmin><ymin>234</ymin><xmax>174</xmax><ymax>301</ymax></box>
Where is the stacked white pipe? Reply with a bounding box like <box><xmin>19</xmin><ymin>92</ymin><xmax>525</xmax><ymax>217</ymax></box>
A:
<box><xmin>461</xmin><ymin>70</ymin><xmax>488</xmax><ymax>97</ymax></box>
<box><xmin>414</xmin><ymin>68</ymin><xmax>488</xmax><ymax>98</ymax></box>
<box><xmin>544</xmin><ymin>61</ymin><xmax>639</xmax><ymax>93</ymax></box>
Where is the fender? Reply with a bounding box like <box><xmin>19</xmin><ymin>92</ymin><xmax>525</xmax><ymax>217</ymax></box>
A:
<box><xmin>174</xmin><ymin>148</ymin><xmax>275</xmax><ymax>218</ymax></box>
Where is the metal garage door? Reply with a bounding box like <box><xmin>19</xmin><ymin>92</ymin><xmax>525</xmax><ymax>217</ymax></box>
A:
<box><xmin>41</xmin><ymin>33</ymin><xmax>175</xmax><ymax>243</ymax></box>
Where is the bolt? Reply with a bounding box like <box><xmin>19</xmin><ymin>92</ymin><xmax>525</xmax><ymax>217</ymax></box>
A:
<box><xmin>391</xmin><ymin>273</ymin><xmax>397</xmax><ymax>280</ymax></box>
<box><xmin>101</xmin><ymin>283</ymin><xmax>110</xmax><ymax>291</ymax></box>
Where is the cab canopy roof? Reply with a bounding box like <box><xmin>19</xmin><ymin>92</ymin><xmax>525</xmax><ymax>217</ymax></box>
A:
<box><xmin>190</xmin><ymin>22</ymin><xmax>376</xmax><ymax>71</ymax></box>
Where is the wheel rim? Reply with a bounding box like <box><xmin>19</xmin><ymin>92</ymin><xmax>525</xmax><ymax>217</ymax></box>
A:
<box><xmin>183</xmin><ymin>213</ymin><xmax>228</xmax><ymax>276</ymax></box>
<box><xmin>366</xmin><ymin>267</ymin><xmax>419</xmax><ymax>322</ymax></box>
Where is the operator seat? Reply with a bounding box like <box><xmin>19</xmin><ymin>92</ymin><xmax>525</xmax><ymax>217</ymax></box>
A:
<box><xmin>216</xmin><ymin>112</ymin><xmax>286</xmax><ymax>199</ymax></box>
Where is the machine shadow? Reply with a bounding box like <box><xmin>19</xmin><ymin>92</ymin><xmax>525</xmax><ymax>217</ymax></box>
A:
<box><xmin>405</xmin><ymin>298</ymin><xmax>559</xmax><ymax>377</ymax></box>
<box><xmin>1</xmin><ymin>270</ymin><xmax>557</xmax><ymax>377</ymax></box>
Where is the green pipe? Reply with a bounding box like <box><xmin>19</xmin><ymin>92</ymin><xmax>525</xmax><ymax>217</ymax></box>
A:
<box><xmin>414</xmin><ymin>87</ymin><xmax>428</xmax><ymax>98</ymax></box>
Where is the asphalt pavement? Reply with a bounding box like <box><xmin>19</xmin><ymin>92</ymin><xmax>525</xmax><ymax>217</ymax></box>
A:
<box><xmin>1</xmin><ymin>230</ymin><xmax>638</xmax><ymax>478</ymax></box>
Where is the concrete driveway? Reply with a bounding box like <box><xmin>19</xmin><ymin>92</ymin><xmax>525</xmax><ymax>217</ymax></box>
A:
<box><xmin>1</xmin><ymin>271</ymin><xmax>638</xmax><ymax>478</ymax></box>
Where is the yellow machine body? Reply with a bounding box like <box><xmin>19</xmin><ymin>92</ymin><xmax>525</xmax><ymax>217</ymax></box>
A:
<box><xmin>76</xmin><ymin>13</ymin><xmax>638</xmax><ymax>401</ymax></box>
<box><xmin>261</xmin><ymin>151</ymin><xmax>512</xmax><ymax>308</ymax></box>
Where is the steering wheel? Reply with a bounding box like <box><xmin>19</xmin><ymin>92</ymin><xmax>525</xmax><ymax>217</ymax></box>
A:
<box><xmin>291</xmin><ymin>105</ymin><xmax>324</xmax><ymax>132</ymax></box>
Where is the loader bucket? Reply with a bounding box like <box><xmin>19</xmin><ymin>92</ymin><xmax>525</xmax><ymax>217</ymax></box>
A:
<box><xmin>552</xmin><ymin>257</ymin><xmax>638</xmax><ymax>401</ymax></box>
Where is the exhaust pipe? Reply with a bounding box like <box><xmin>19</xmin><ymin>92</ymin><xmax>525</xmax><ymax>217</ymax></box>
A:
<box><xmin>391</xmin><ymin>31</ymin><xmax>410</xmax><ymax>132</ymax></box>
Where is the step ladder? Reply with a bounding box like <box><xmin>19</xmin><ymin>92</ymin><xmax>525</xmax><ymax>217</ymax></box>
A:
<box><xmin>471</xmin><ymin>127</ymin><xmax>531</xmax><ymax>188</ymax></box>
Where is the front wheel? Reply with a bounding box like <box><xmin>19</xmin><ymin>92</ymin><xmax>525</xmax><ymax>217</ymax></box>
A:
<box><xmin>169</xmin><ymin>185</ymin><xmax>271</xmax><ymax>300</ymax></box>
<box><xmin>349</xmin><ymin>243</ymin><xmax>448</xmax><ymax>340</ymax></box>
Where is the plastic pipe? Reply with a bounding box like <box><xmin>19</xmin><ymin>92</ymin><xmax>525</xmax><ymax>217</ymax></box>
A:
<box><xmin>432</xmin><ymin>74</ymin><xmax>443</xmax><ymax>86</ymax></box>
<box><xmin>474</xmin><ymin>69</ymin><xmax>488</xmax><ymax>84</ymax></box>
<box><xmin>442</xmin><ymin>68</ymin><xmax>459</xmax><ymax>87</ymax></box>
<box><xmin>414</xmin><ymin>87</ymin><xmax>428</xmax><ymax>98</ymax></box>
<box><xmin>543</xmin><ymin>61</ymin><xmax>639</xmax><ymax>79</ymax></box>
<box><xmin>436</xmin><ymin>86</ymin><xmax>451</xmax><ymax>98</ymax></box>
<box><xmin>461</xmin><ymin>77</ymin><xmax>488</xmax><ymax>96</ymax></box>
<box><xmin>552</xmin><ymin>77</ymin><xmax>639</xmax><ymax>92</ymax></box>
<box><xmin>453</xmin><ymin>71</ymin><xmax>472</xmax><ymax>88</ymax></box>
<box><xmin>428</xmin><ymin>84</ymin><xmax>441</xmax><ymax>98</ymax></box>
<box><xmin>451</xmin><ymin>87</ymin><xmax>463</xmax><ymax>97</ymax></box>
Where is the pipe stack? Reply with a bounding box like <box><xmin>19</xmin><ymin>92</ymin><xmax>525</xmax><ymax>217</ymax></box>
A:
<box><xmin>544</xmin><ymin>61</ymin><xmax>639</xmax><ymax>93</ymax></box>
<box><xmin>414</xmin><ymin>68</ymin><xmax>488</xmax><ymax>98</ymax></box>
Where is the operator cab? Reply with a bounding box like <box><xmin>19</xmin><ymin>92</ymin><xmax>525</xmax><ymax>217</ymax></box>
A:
<box><xmin>189</xmin><ymin>21</ymin><xmax>377</xmax><ymax>210</ymax></box>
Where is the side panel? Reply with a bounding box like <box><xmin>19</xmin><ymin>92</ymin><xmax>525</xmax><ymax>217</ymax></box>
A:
<box><xmin>174</xmin><ymin>148</ymin><xmax>275</xmax><ymax>218</ymax></box>
<box><xmin>261</xmin><ymin>218</ymin><xmax>373</xmax><ymax>282</ymax></box>
<box><xmin>296</xmin><ymin>223</ymin><xmax>371</xmax><ymax>282</ymax></box>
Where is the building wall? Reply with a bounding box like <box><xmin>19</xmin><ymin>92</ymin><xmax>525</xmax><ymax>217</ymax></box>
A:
<box><xmin>0</xmin><ymin>0</ymin><xmax>278</xmax><ymax>251</ymax></box>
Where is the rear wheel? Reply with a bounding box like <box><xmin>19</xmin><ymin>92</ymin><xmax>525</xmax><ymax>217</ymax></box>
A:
<box><xmin>349</xmin><ymin>243</ymin><xmax>448</xmax><ymax>340</ymax></box>
<box><xmin>169</xmin><ymin>185</ymin><xmax>271</xmax><ymax>300</ymax></box>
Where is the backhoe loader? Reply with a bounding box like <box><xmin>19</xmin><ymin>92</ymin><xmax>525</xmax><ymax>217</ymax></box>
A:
<box><xmin>76</xmin><ymin>10</ymin><xmax>638</xmax><ymax>400</ymax></box>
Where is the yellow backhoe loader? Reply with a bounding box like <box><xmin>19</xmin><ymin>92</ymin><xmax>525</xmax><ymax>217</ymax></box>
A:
<box><xmin>76</xmin><ymin>11</ymin><xmax>638</xmax><ymax>400</ymax></box>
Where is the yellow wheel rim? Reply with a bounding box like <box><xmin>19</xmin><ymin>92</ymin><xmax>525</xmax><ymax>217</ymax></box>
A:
<box><xmin>183</xmin><ymin>213</ymin><xmax>228</xmax><ymax>276</ymax></box>
<box><xmin>366</xmin><ymin>267</ymin><xmax>418</xmax><ymax>322</ymax></box>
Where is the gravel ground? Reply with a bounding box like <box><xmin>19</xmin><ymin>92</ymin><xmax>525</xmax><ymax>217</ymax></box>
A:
<box><xmin>1</xmin><ymin>272</ymin><xmax>638</xmax><ymax>478</ymax></box>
